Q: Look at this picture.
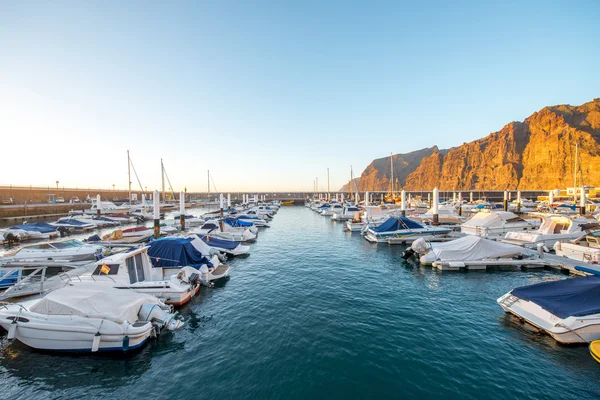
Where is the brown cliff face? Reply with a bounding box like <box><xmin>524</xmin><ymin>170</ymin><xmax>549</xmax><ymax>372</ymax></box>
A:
<box><xmin>340</xmin><ymin>98</ymin><xmax>600</xmax><ymax>191</ymax></box>
<box><xmin>354</xmin><ymin>147</ymin><xmax>445</xmax><ymax>191</ymax></box>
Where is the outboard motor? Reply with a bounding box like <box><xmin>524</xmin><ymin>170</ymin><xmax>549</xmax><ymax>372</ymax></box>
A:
<box><xmin>138</xmin><ymin>303</ymin><xmax>182</xmax><ymax>333</ymax></box>
<box><xmin>57</xmin><ymin>226</ymin><xmax>70</xmax><ymax>237</ymax></box>
<box><xmin>403</xmin><ymin>237</ymin><xmax>431</xmax><ymax>260</ymax></box>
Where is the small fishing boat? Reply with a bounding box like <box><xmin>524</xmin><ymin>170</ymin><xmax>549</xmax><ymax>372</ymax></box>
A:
<box><xmin>498</xmin><ymin>276</ymin><xmax>600</xmax><ymax>344</ymax></box>
<box><xmin>281</xmin><ymin>201</ymin><xmax>294</xmax><ymax>206</ymax></box>
<box><xmin>364</xmin><ymin>216</ymin><xmax>452</xmax><ymax>243</ymax></box>
<box><xmin>0</xmin><ymin>284</ymin><xmax>182</xmax><ymax>352</ymax></box>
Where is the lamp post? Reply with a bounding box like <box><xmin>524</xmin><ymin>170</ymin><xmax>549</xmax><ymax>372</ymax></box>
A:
<box><xmin>56</xmin><ymin>181</ymin><xmax>59</xmax><ymax>191</ymax></box>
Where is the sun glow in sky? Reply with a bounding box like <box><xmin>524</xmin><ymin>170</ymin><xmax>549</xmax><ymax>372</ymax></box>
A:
<box><xmin>1</xmin><ymin>1</ymin><xmax>599</xmax><ymax>192</ymax></box>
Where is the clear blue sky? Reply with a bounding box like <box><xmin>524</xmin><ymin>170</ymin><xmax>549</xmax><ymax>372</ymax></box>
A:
<box><xmin>1</xmin><ymin>1</ymin><xmax>599</xmax><ymax>192</ymax></box>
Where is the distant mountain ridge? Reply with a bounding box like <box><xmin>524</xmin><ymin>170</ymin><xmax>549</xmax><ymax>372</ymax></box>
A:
<box><xmin>340</xmin><ymin>98</ymin><xmax>600</xmax><ymax>191</ymax></box>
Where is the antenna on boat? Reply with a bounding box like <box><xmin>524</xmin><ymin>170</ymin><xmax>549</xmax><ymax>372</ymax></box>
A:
<box><xmin>128</xmin><ymin>152</ymin><xmax>146</xmax><ymax>197</ymax></box>
<box><xmin>127</xmin><ymin>150</ymin><xmax>132</xmax><ymax>205</ymax></box>
<box><xmin>161</xmin><ymin>161</ymin><xmax>177</xmax><ymax>201</ymax></box>
<box><xmin>574</xmin><ymin>143</ymin><xmax>578</xmax><ymax>204</ymax></box>
<box><xmin>161</xmin><ymin>159</ymin><xmax>166</xmax><ymax>202</ymax></box>
<box><xmin>327</xmin><ymin>168</ymin><xmax>330</xmax><ymax>201</ymax></box>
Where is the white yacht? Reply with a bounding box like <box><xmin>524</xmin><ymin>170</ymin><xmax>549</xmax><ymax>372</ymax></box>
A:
<box><xmin>503</xmin><ymin>214</ymin><xmax>599</xmax><ymax>247</ymax></box>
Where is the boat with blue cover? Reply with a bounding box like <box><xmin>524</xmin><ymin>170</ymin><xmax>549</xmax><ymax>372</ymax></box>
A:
<box><xmin>147</xmin><ymin>237</ymin><xmax>230</xmax><ymax>283</ymax></box>
<box><xmin>195</xmin><ymin>234</ymin><xmax>250</xmax><ymax>256</ymax></box>
<box><xmin>50</xmin><ymin>217</ymin><xmax>96</xmax><ymax>232</ymax></box>
<box><xmin>8</xmin><ymin>222</ymin><xmax>59</xmax><ymax>240</ymax></box>
<box><xmin>498</xmin><ymin>276</ymin><xmax>600</xmax><ymax>343</ymax></box>
<box><xmin>364</xmin><ymin>216</ymin><xmax>452</xmax><ymax>243</ymax></box>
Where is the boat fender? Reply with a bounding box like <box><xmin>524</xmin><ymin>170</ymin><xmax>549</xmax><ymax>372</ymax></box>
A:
<box><xmin>7</xmin><ymin>319</ymin><xmax>17</xmax><ymax>340</ymax></box>
<box><xmin>92</xmin><ymin>332</ymin><xmax>101</xmax><ymax>352</ymax></box>
<box><xmin>122</xmin><ymin>336</ymin><xmax>130</xmax><ymax>352</ymax></box>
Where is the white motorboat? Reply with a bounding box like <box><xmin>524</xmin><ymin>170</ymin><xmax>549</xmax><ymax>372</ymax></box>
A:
<box><xmin>503</xmin><ymin>214</ymin><xmax>599</xmax><ymax>247</ymax></box>
<box><xmin>0</xmin><ymin>228</ymin><xmax>30</xmax><ymax>245</ymax></box>
<box><xmin>236</xmin><ymin>215</ymin><xmax>270</xmax><ymax>227</ymax></box>
<box><xmin>412</xmin><ymin>204</ymin><xmax>466</xmax><ymax>226</ymax></box>
<box><xmin>498</xmin><ymin>276</ymin><xmax>600</xmax><ymax>344</ymax></box>
<box><xmin>321</xmin><ymin>203</ymin><xmax>343</xmax><ymax>216</ymax></box>
<box><xmin>77</xmin><ymin>200</ymin><xmax>131</xmax><ymax>215</ymax></box>
<box><xmin>72</xmin><ymin>215</ymin><xmax>121</xmax><ymax>228</ymax></box>
<box><xmin>61</xmin><ymin>247</ymin><xmax>202</xmax><ymax>306</ymax></box>
<box><xmin>192</xmin><ymin>220</ymin><xmax>257</xmax><ymax>242</ymax></box>
<box><xmin>1</xmin><ymin>239</ymin><xmax>104</xmax><ymax>265</ymax></box>
<box><xmin>146</xmin><ymin>237</ymin><xmax>230</xmax><ymax>283</ymax></box>
<box><xmin>364</xmin><ymin>216</ymin><xmax>452</xmax><ymax>243</ymax></box>
<box><xmin>553</xmin><ymin>231</ymin><xmax>600</xmax><ymax>264</ymax></box>
<box><xmin>194</xmin><ymin>234</ymin><xmax>250</xmax><ymax>256</ymax></box>
<box><xmin>164</xmin><ymin>213</ymin><xmax>204</xmax><ymax>228</ymax></box>
<box><xmin>331</xmin><ymin>205</ymin><xmax>361</xmax><ymax>221</ymax></box>
<box><xmin>50</xmin><ymin>217</ymin><xmax>96</xmax><ymax>232</ymax></box>
<box><xmin>0</xmin><ymin>284</ymin><xmax>182</xmax><ymax>352</ymax></box>
<box><xmin>408</xmin><ymin>235</ymin><xmax>539</xmax><ymax>270</ymax></box>
<box><xmin>8</xmin><ymin>222</ymin><xmax>59</xmax><ymax>240</ymax></box>
<box><xmin>461</xmin><ymin>211</ymin><xmax>538</xmax><ymax>239</ymax></box>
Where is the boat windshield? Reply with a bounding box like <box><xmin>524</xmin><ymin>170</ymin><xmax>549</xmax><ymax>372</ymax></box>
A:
<box><xmin>52</xmin><ymin>240</ymin><xmax>84</xmax><ymax>249</ymax></box>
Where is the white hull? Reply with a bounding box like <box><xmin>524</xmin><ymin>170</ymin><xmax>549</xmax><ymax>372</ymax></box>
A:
<box><xmin>498</xmin><ymin>292</ymin><xmax>600</xmax><ymax>344</ymax></box>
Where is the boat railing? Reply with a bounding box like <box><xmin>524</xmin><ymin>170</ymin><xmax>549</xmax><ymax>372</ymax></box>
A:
<box><xmin>0</xmin><ymin>266</ymin><xmax>48</xmax><ymax>300</ymax></box>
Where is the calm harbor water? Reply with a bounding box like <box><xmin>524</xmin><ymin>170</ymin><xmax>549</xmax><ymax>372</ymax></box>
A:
<box><xmin>1</xmin><ymin>206</ymin><xmax>599</xmax><ymax>399</ymax></box>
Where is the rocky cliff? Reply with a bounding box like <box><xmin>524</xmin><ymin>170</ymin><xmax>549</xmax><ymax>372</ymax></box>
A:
<box><xmin>341</xmin><ymin>98</ymin><xmax>600</xmax><ymax>191</ymax></box>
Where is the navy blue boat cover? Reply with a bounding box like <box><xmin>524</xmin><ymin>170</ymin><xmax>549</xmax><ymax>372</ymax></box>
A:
<box><xmin>512</xmin><ymin>276</ymin><xmax>600</xmax><ymax>319</ymax></box>
<box><xmin>196</xmin><ymin>234</ymin><xmax>240</xmax><ymax>250</ymax></box>
<box><xmin>224</xmin><ymin>217</ymin><xmax>253</xmax><ymax>227</ymax></box>
<box><xmin>58</xmin><ymin>218</ymin><xmax>89</xmax><ymax>226</ymax></box>
<box><xmin>372</xmin><ymin>217</ymin><xmax>424</xmax><ymax>232</ymax></box>
<box><xmin>10</xmin><ymin>222</ymin><xmax>57</xmax><ymax>233</ymax></box>
<box><xmin>147</xmin><ymin>237</ymin><xmax>213</xmax><ymax>268</ymax></box>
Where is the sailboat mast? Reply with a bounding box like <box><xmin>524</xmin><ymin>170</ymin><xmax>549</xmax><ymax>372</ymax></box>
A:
<box><xmin>161</xmin><ymin>158</ymin><xmax>165</xmax><ymax>202</ymax></box>
<box><xmin>574</xmin><ymin>143</ymin><xmax>578</xmax><ymax>203</ymax></box>
<box><xmin>127</xmin><ymin>150</ymin><xmax>131</xmax><ymax>205</ymax></box>
<box><xmin>327</xmin><ymin>168</ymin><xmax>330</xmax><ymax>201</ymax></box>
<box><xmin>207</xmin><ymin>170</ymin><xmax>210</xmax><ymax>199</ymax></box>
<box><xmin>390</xmin><ymin>152</ymin><xmax>394</xmax><ymax>194</ymax></box>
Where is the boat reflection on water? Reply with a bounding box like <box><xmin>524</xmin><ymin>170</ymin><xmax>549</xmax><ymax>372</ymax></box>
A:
<box><xmin>497</xmin><ymin>312</ymin><xmax>599</xmax><ymax>372</ymax></box>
